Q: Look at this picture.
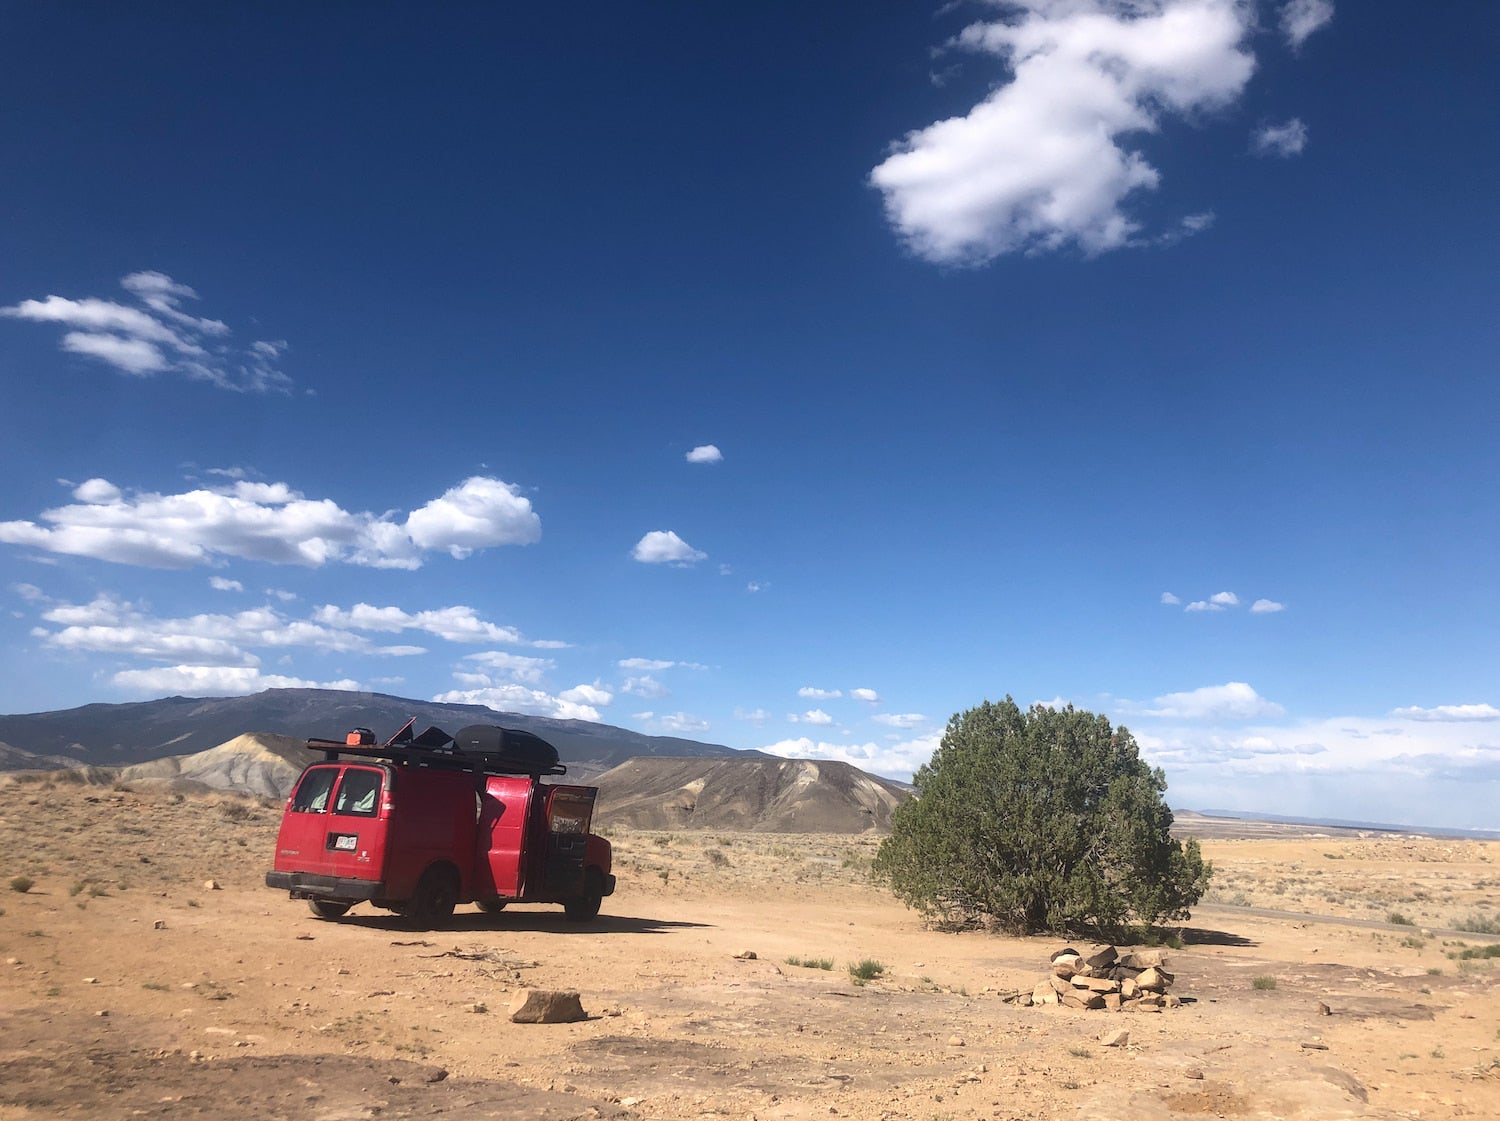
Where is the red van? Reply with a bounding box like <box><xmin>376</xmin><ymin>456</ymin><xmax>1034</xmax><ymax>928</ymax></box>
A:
<box><xmin>265</xmin><ymin>722</ymin><xmax>615</xmax><ymax>927</ymax></box>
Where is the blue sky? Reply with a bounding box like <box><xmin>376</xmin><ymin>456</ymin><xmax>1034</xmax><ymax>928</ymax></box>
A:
<box><xmin>2</xmin><ymin>2</ymin><xmax>1497</xmax><ymax>830</ymax></box>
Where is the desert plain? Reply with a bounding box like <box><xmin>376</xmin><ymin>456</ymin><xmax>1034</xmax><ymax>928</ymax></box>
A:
<box><xmin>1</xmin><ymin>776</ymin><xmax>1498</xmax><ymax>1121</ymax></box>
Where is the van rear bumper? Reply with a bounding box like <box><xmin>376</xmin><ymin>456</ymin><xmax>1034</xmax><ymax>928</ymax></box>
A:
<box><xmin>265</xmin><ymin>871</ymin><xmax>384</xmax><ymax>901</ymax></box>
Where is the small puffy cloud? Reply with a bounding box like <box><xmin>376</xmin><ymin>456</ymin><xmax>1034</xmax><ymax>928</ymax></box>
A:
<box><xmin>746</xmin><ymin>581</ymin><xmax>767</xmax><ymax>593</ymax></box>
<box><xmin>795</xmin><ymin>709</ymin><xmax>834</xmax><ymax>726</ymax></box>
<box><xmin>873</xmin><ymin>713</ymin><xmax>927</xmax><ymax>729</ymax></box>
<box><xmin>1250</xmin><ymin>598</ymin><xmax>1285</xmax><ymax>614</ymax></box>
<box><xmin>1281</xmin><ymin>0</ymin><xmax>1334</xmax><ymax>48</ymax></box>
<box><xmin>870</xmin><ymin>0</ymin><xmax>1257</xmax><ymax>263</ymax></box>
<box><xmin>13</xmin><ymin>582</ymin><xmax>47</xmax><ymax>602</ymax></box>
<box><xmin>850</xmin><ymin>688</ymin><xmax>880</xmax><ymax>703</ymax></box>
<box><xmin>560</xmin><ymin>682</ymin><xmax>613</xmax><ymax>707</ymax></box>
<box><xmin>1211</xmin><ymin>591</ymin><xmax>1239</xmax><ymax>607</ymax></box>
<box><xmin>799</xmin><ymin>686</ymin><xmax>842</xmax><ymax>700</ymax></box>
<box><xmin>1252</xmin><ymin>118</ymin><xmax>1308</xmax><ymax>158</ymax></box>
<box><xmin>0</xmin><ymin>476</ymin><xmax>540</xmax><ymax>570</ymax></box>
<box><xmin>113</xmin><ymin>665</ymin><xmax>360</xmax><ymax>696</ymax></box>
<box><xmin>313</xmin><ymin>603</ymin><xmax>553</xmax><ymax>646</ymax></box>
<box><xmin>619</xmin><ymin>658</ymin><xmax>674</xmax><ymax>671</ymax></box>
<box><xmin>2</xmin><ymin>271</ymin><xmax>291</xmax><ymax>392</ymax></box>
<box><xmin>462</xmin><ymin>650</ymin><xmax>555</xmax><ymax>685</ymax></box>
<box><xmin>1391</xmin><ymin>704</ymin><xmax>1500</xmax><ymax>723</ymax></box>
<box><xmin>622</xmin><ymin>675</ymin><xmax>670</xmax><ymax>699</ymax></box>
<box><xmin>403</xmin><ymin>476</ymin><xmax>540</xmax><ymax>558</ymax></box>
<box><xmin>1160</xmin><ymin>592</ymin><xmax>1181</xmax><ymax>605</ymax></box>
<box><xmin>685</xmin><ymin>445</ymin><xmax>723</xmax><ymax>464</ymax></box>
<box><xmin>1138</xmin><ymin>681</ymin><xmax>1285</xmax><ymax>721</ymax></box>
<box><xmin>208</xmin><ymin>576</ymin><xmax>244</xmax><ymax>592</ymax></box>
<box><xmin>762</xmin><ymin>732</ymin><xmax>940</xmax><ymax>781</ymax></box>
<box><xmin>734</xmin><ymin>707</ymin><xmax>771</xmax><ymax>723</ymax></box>
<box><xmin>632</xmin><ymin>530</ymin><xmax>706</xmax><ymax>566</ymax></box>
<box><xmin>432</xmin><ymin>683</ymin><xmax>602</xmax><ymax>722</ymax></box>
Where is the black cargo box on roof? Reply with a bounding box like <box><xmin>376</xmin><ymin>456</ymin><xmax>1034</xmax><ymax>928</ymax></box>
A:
<box><xmin>453</xmin><ymin>724</ymin><xmax>562</xmax><ymax>775</ymax></box>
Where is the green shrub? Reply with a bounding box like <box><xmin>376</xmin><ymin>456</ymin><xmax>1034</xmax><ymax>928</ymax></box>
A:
<box><xmin>1388</xmin><ymin>911</ymin><xmax>1415</xmax><ymax>926</ymax></box>
<box><xmin>1455</xmin><ymin>914</ymin><xmax>1500</xmax><ymax>935</ymax></box>
<box><xmin>848</xmin><ymin>959</ymin><xmax>886</xmax><ymax>982</ymax></box>
<box><xmin>1252</xmin><ymin>975</ymin><xmax>1277</xmax><ymax>991</ymax></box>
<box><xmin>872</xmin><ymin>698</ymin><xmax>1210</xmax><ymax>935</ymax></box>
<box><xmin>786</xmin><ymin>956</ymin><xmax>834</xmax><ymax>970</ymax></box>
<box><xmin>8</xmin><ymin>876</ymin><xmax>34</xmax><ymax>894</ymax></box>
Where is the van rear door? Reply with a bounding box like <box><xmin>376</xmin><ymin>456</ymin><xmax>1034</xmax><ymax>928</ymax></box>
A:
<box><xmin>273</xmin><ymin>764</ymin><xmax>388</xmax><ymax>882</ymax></box>
<box><xmin>539</xmin><ymin>785</ymin><xmax>597</xmax><ymax>898</ymax></box>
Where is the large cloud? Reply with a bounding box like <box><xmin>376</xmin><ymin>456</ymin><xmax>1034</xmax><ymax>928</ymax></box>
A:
<box><xmin>1</xmin><ymin>271</ymin><xmax>290</xmax><ymax>393</ymax></box>
<box><xmin>0</xmin><ymin>475</ymin><xmax>539</xmax><ymax>570</ymax></box>
<box><xmin>870</xmin><ymin>1</ymin><xmax>1258</xmax><ymax>262</ymax></box>
<box><xmin>113</xmin><ymin>666</ymin><xmax>361</xmax><ymax>696</ymax></box>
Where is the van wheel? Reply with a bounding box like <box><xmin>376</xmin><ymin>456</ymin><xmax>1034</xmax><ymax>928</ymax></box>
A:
<box><xmin>477</xmin><ymin>899</ymin><xmax>508</xmax><ymax>914</ymax></box>
<box><xmin>307</xmin><ymin>899</ymin><xmax>352</xmax><ymax>920</ymax></box>
<box><xmin>408</xmin><ymin>867</ymin><xmax>460</xmax><ymax>929</ymax></box>
<box><xmin>564</xmin><ymin>868</ymin><xmax>604</xmax><ymax>922</ymax></box>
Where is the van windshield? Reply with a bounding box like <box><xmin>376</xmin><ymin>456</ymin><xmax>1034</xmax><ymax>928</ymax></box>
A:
<box><xmin>291</xmin><ymin>767</ymin><xmax>337</xmax><ymax>813</ymax></box>
<box><xmin>333</xmin><ymin>769</ymin><xmax>383</xmax><ymax>817</ymax></box>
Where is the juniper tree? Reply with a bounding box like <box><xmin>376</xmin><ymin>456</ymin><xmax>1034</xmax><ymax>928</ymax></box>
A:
<box><xmin>872</xmin><ymin>698</ymin><xmax>1209</xmax><ymax>935</ymax></box>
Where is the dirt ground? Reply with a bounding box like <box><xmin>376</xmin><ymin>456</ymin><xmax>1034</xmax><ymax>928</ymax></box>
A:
<box><xmin>2</xmin><ymin>779</ymin><xmax>1498</xmax><ymax>1120</ymax></box>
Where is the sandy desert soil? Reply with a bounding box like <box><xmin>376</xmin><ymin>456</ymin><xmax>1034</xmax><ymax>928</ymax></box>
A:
<box><xmin>2</xmin><ymin>778</ymin><xmax>1498</xmax><ymax>1120</ymax></box>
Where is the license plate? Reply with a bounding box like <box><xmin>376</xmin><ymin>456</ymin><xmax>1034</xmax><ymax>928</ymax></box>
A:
<box><xmin>332</xmin><ymin>834</ymin><xmax>357</xmax><ymax>851</ymax></box>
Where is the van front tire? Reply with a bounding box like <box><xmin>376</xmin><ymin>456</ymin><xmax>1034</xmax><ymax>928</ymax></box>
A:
<box><xmin>564</xmin><ymin>868</ymin><xmax>604</xmax><ymax>922</ymax></box>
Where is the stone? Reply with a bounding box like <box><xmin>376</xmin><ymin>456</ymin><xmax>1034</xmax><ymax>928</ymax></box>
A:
<box><xmin>1136</xmin><ymin>967</ymin><xmax>1169</xmax><ymax>992</ymax></box>
<box><xmin>733</xmin><ymin>950</ymin><xmax>757</xmax><ymax>960</ymax></box>
<box><xmin>1099</xmin><ymin>1028</ymin><xmax>1129</xmax><ymax>1048</ymax></box>
<box><xmin>1060</xmin><ymin>989</ymin><xmax>1105</xmax><ymax>1010</ymax></box>
<box><xmin>1085</xmin><ymin>946</ymin><xmax>1119</xmax><ymax>970</ymax></box>
<box><xmin>1080</xmin><ymin>977</ymin><xmax>1120</xmax><ymax>994</ymax></box>
<box><xmin>153</xmin><ymin>920</ymin><xmax>167</xmax><ymax>930</ymax></box>
<box><xmin>947</xmin><ymin>1035</ymin><xmax>965</xmax><ymax>1047</ymax></box>
<box><xmin>1052</xmin><ymin>960</ymin><xmax>1078</xmax><ymax>979</ymax></box>
<box><xmin>1164</xmin><ymin>993</ymin><xmax>1182</xmax><ymax>1009</ymax></box>
<box><xmin>1032</xmin><ymin>983</ymin><xmax>1057</xmax><ymax>1006</ymax></box>
<box><xmin>1119</xmin><ymin>949</ymin><xmax>1165</xmax><ymax>970</ymax></box>
<box><xmin>1049</xmin><ymin>975</ymin><xmax>1075</xmax><ymax>997</ymax></box>
<box><xmin>204</xmin><ymin>880</ymin><xmax>221</xmax><ymax>891</ymax></box>
<box><xmin>1120</xmin><ymin>978</ymin><xmax>1139</xmax><ymax>999</ymax></box>
<box><xmin>1103</xmin><ymin>993</ymin><xmax>1122</xmax><ymax>1012</ymax></box>
<box><xmin>1050</xmin><ymin>947</ymin><xmax>1081</xmax><ymax>962</ymax></box>
<box><xmin>509</xmin><ymin>989</ymin><xmax>587</xmax><ymax>1024</ymax></box>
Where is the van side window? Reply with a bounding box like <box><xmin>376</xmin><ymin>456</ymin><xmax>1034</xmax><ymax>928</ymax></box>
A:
<box><xmin>333</xmin><ymin>769</ymin><xmax>383</xmax><ymax>817</ymax></box>
<box><xmin>292</xmin><ymin>768</ymin><xmax>337</xmax><ymax>813</ymax></box>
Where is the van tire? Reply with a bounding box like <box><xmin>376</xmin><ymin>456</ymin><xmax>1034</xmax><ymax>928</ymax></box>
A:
<box><xmin>307</xmin><ymin>899</ymin><xmax>352</xmax><ymax>920</ymax></box>
<box><xmin>407</xmin><ymin>866</ymin><xmax>460</xmax><ymax>929</ymax></box>
<box><xmin>564</xmin><ymin>868</ymin><xmax>604</xmax><ymax>922</ymax></box>
<box><xmin>477</xmin><ymin>899</ymin><xmax>508</xmax><ymax>913</ymax></box>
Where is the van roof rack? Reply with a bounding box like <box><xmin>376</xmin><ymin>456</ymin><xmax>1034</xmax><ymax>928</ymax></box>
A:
<box><xmin>306</xmin><ymin>720</ymin><xmax>566</xmax><ymax>777</ymax></box>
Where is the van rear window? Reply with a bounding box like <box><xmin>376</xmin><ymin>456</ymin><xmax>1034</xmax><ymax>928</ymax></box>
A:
<box><xmin>333</xmin><ymin>769</ymin><xmax>383</xmax><ymax>817</ymax></box>
<box><xmin>292</xmin><ymin>767</ymin><xmax>337</xmax><ymax>813</ymax></box>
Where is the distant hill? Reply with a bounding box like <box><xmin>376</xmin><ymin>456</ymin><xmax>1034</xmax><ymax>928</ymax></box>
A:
<box><xmin>592</xmin><ymin>756</ymin><xmax>911</xmax><ymax>833</ymax></box>
<box><xmin>0</xmin><ymin>688</ymin><xmax>759</xmax><ymax>772</ymax></box>
<box><xmin>116</xmin><ymin>733</ymin><xmax>324</xmax><ymax>800</ymax></box>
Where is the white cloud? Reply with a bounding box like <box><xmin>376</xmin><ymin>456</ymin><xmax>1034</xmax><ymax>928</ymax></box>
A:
<box><xmin>1210</xmin><ymin>591</ymin><xmax>1239</xmax><ymax>607</ymax></box>
<box><xmin>1134</xmin><ymin>681</ymin><xmax>1285</xmax><ymax>721</ymax></box>
<box><xmin>797</xmin><ymin>709</ymin><xmax>834</xmax><ymax>726</ymax></box>
<box><xmin>113</xmin><ymin>665</ymin><xmax>360</xmax><ymax>696</ymax></box>
<box><xmin>0</xmin><ymin>476</ymin><xmax>540</xmax><ymax>570</ymax></box>
<box><xmin>313</xmin><ymin>602</ymin><xmax>556</xmax><ymax>647</ymax></box>
<box><xmin>655</xmin><ymin>712</ymin><xmax>711</xmax><ymax>735</ymax></box>
<box><xmin>619</xmin><ymin>658</ymin><xmax>674</xmax><ymax>671</ymax></box>
<box><xmin>873</xmin><ymin>712</ymin><xmax>927</xmax><ymax>729</ymax></box>
<box><xmin>870</xmin><ymin>0</ymin><xmax>1257</xmax><ymax>263</ymax></box>
<box><xmin>1</xmin><ymin>272</ymin><xmax>292</xmax><ymax>393</ymax></box>
<box><xmin>734</xmin><ymin>707</ymin><xmax>771</xmax><ymax>723</ymax></box>
<box><xmin>1160</xmin><ymin>591</ymin><xmax>1180</xmax><ymax>605</ymax></box>
<box><xmin>1250</xmin><ymin>598</ymin><xmax>1285</xmax><ymax>614</ymax></box>
<box><xmin>13</xmin><ymin>583</ymin><xmax>47</xmax><ymax>602</ymax></box>
<box><xmin>762</xmin><ymin>732</ymin><xmax>940</xmax><ymax>781</ymax></box>
<box><xmin>799</xmin><ymin>686</ymin><xmax>843</xmax><ymax>700</ymax></box>
<box><xmin>632</xmin><ymin>530</ymin><xmax>706</xmax><ymax>566</ymax></box>
<box><xmin>560</xmin><ymin>682</ymin><xmax>613</xmax><ymax>707</ymax></box>
<box><xmin>431</xmin><ymin>684</ymin><xmax>602</xmax><ymax>722</ymax></box>
<box><xmin>403</xmin><ymin>476</ymin><xmax>541</xmax><ymax>558</ymax></box>
<box><xmin>686</xmin><ymin>445</ymin><xmax>723</xmax><ymax>464</ymax></box>
<box><xmin>209</xmin><ymin>576</ymin><xmax>243</xmax><ymax>593</ymax></box>
<box><xmin>850</xmin><ymin>688</ymin><xmax>881</xmax><ymax>703</ymax></box>
<box><xmin>746</xmin><ymin>581</ymin><xmax>767</xmax><ymax>593</ymax></box>
<box><xmin>462</xmin><ymin>650</ymin><xmax>555</xmax><ymax>685</ymax></box>
<box><xmin>1280</xmin><ymin>0</ymin><xmax>1334</xmax><ymax>48</ymax></box>
<box><xmin>1391</xmin><ymin>704</ymin><xmax>1500</xmax><ymax>723</ymax></box>
<box><xmin>622</xmin><ymin>675</ymin><xmax>670</xmax><ymax>699</ymax></box>
<box><xmin>1252</xmin><ymin>118</ymin><xmax>1308</xmax><ymax>157</ymax></box>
